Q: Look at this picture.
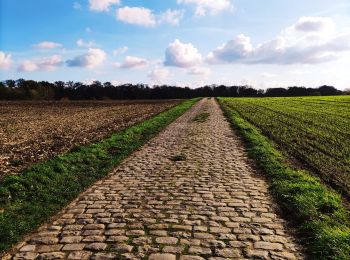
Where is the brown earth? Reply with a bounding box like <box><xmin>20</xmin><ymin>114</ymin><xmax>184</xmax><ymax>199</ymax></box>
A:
<box><xmin>0</xmin><ymin>100</ymin><xmax>180</xmax><ymax>176</ymax></box>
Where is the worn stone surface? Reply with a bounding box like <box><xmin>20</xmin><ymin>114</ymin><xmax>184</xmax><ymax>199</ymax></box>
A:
<box><xmin>10</xmin><ymin>98</ymin><xmax>303</xmax><ymax>259</ymax></box>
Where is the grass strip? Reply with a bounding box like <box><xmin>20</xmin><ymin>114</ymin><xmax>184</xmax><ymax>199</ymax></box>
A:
<box><xmin>0</xmin><ymin>98</ymin><xmax>199</xmax><ymax>253</ymax></box>
<box><xmin>193</xmin><ymin>112</ymin><xmax>210</xmax><ymax>123</ymax></box>
<box><xmin>218</xmin><ymin>97</ymin><xmax>350</xmax><ymax>260</ymax></box>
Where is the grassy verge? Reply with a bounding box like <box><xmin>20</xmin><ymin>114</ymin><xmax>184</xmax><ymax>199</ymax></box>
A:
<box><xmin>218</xmin><ymin>98</ymin><xmax>350</xmax><ymax>259</ymax></box>
<box><xmin>0</xmin><ymin>98</ymin><xmax>199</xmax><ymax>253</ymax></box>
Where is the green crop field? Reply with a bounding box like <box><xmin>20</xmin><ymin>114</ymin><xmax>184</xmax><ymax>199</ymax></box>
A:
<box><xmin>219</xmin><ymin>96</ymin><xmax>350</xmax><ymax>197</ymax></box>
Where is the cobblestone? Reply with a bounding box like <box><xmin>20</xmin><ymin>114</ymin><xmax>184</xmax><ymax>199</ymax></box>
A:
<box><xmin>10</xmin><ymin>98</ymin><xmax>303</xmax><ymax>259</ymax></box>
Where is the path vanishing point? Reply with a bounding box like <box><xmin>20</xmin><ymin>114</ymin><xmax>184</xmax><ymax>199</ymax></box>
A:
<box><xmin>8</xmin><ymin>98</ymin><xmax>303</xmax><ymax>259</ymax></box>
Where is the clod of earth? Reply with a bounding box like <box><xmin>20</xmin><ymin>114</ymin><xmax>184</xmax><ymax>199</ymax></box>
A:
<box><xmin>170</xmin><ymin>154</ymin><xmax>187</xmax><ymax>162</ymax></box>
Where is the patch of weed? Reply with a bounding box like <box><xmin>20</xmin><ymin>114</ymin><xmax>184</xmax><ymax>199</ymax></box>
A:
<box><xmin>193</xmin><ymin>112</ymin><xmax>210</xmax><ymax>123</ymax></box>
<box><xmin>170</xmin><ymin>154</ymin><xmax>187</xmax><ymax>162</ymax></box>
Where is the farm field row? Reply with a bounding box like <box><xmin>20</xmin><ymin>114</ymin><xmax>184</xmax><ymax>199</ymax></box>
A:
<box><xmin>219</xmin><ymin>96</ymin><xmax>350</xmax><ymax>198</ymax></box>
<box><xmin>0</xmin><ymin>100</ymin><xmax>180</xmax><ymax>176</ymax></box>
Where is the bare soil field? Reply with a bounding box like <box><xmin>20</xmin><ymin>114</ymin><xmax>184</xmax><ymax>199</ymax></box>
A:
<box><xmin>0</xmin><ymin>100</ymin><xmax>180</xmax><ymax>176</ymax></box>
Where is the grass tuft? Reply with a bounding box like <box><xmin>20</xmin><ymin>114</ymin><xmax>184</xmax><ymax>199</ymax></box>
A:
<box><xmin>218</xmin><ymin>97</ymin><xmax>350</xmax><ymax>260</ymax></box>
<box><xmin>193</xmin><ymin>112</ymin><xmax>210</xmax><ymax>122</ymax></box>
<box><xmin>170</xmin><ymin>154</ymin><xmax>187</xmax><ymax>162</ymax></box>
<box><xmin>0</xmin><ymin>98</ymin><xmax>199</xmax><ymax>253</ymax></box>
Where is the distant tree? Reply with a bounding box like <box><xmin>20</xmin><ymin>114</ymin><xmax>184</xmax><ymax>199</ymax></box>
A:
<box><xmin>240</xmin><ymin>87</ymin><xmax>258</xmax><ymax>97</ymax></box>
<box><xmin>287</xmin><ymin>86</ymin><xmax>308</xmax><ymax>96</ymax></box>
<box><xmin>318</xmin><ymin>85</ymin><xmax>339</xmax><ymax>96</ymax></box>
<box><xmin>256</xmin><ymin>89</ymin><xmax>264</xmax><ymax>97</ymax></box>
<box><xmin>16</xmin><ymin>78</ymin><xmax>25</xmax><ymax>88</ymax></box>
<box><xmin>265</xmin><ymin>88</ymin><xmax>287</xmax><ymax>97</ymax></box>
<box><xmin>5</xmin><ymin>79</ymin><xmax>16</xmax><ymax>88</ymax></box>
<box><xmin>0</xmin><ymin>82</ymin><xmax>8</xmax><ymax>99</ymax></box>
<box><xmin>103</xmin><ymin>82</ymin><xmax>112</xmax><ymax>88</ymax></box>
<box><xmin>0</xmin><ymin>79</ymin><xmax>345</xmax><ymax>100</ymax></box>
<box><xmin>54</xmin><ymin>81</ymin><xmax>66</xmax><ymax>100</ymax></box>
<box><xmin>214</xmin><ymin>85</ymin><xmax>228</xmax><ymax>97</ymax></box>
<box><xmin>66</xmin><ymin>81</ymin><xmax>74</xmax><ymax>88</ymax></box>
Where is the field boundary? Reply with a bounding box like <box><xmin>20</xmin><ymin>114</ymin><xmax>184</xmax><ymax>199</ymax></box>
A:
<box><xmin>0</xmin><ymin>98</ymin><xmax>199</xmax><ymax>253</ymax></box>
<box><xmin>218</xmin><ymin>98</ymin><xmax>350</xmax><ymax>259</ymax></box>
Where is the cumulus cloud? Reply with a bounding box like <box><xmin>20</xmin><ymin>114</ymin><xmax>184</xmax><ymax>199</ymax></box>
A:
<box><xmin>76</xmin><ymin>39</ymin><xmax>95</xmax><ymax>47</ymax></box>
<box><xmin>159</xmin><ymin>9</ymin><xmax>184</xmax><ymax>25</ymax></box>
<box><xmin>118</xmin><ymin>56</ymin><xmax>148</xmax><ymax>69</ymax></box>
<box><xmin>18</xmin><ymin>61</ymin><xmax>38</xmax><ymax>72</ymax></box>
<box><xmin>207</xmin><ymin>17</ymin><xmax>350</xmax><ymax>65</ymax></box>
<box><xmin>177</xmin><ymin>0</ymin><xmax>233</xmax><ymax>16</ymax></box>
<box><xmin>89</xmin><ymin>0</ymin><xmax>120</xmax><ymax>12</ymax></box>
<box><xmin>18</xmin><ymin>55</ymin><xmax>63</xmax><ymax>72</ymax></box>
<box><xmin>164</xmin><ymin>39</ymin><xmax>202</xmax><ymax>68</ymax></box>
<box><xmin>113</xmin><ymin>46</ymin><xmax>128</xmax><ymax>56</ymax></box>
<box><xmin>293</xmin><ymin>16</ymin><xmax>335</xmax><ymax>32</ymax></box>
<box><xmin>0</xmin><ymin>51</ymin><xmax>13</xmax><ymax>70</ymax></box>
<box><xmin>33</xmin><ymin>41</ymin><xmax>62</xmax><ymax>49</ymax></box>
<box><xmin>66</xmin><ymin>48</ymin><xmax>106</xmax><ymax>68</ymax></box>
<box><xmin>207</xmin><ymin>34</ymin><xmax>253</xmax><ymax>63</ymax></box>
<box><xmin>148</xmin><ymin>67</ymin><xmax>170</xmax><ymax>83</ymax></box>
<box><xmin>116</xmin><ymin>7</ymin><xmax>156</xmax><ymax>27</ymax></box>
<box><xmin>38</xmin><ymin>55</ymin><xmax>63</xmax><ymax>71</ymax></box>
<box><xmin>188</xmin><ymin>66</ymin><xmax>211</xmax><ymax>76</ymax></box>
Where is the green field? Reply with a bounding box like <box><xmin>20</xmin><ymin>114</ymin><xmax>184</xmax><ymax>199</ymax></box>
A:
<box><xmin>219</xmin><ymin>96</ymin><xmax>350</xmax><ymax>259</ymax></box>
<box><xmin>219</xmin><ymin>96</ymin><xmax>350</xmax><ymax>197</ymax></box>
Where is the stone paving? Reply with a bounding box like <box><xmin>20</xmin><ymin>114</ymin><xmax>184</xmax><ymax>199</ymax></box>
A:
<box><xmin>8</xmin><ymin>98</ymin><xmax>303</xmax><ymax>259</ymax></box>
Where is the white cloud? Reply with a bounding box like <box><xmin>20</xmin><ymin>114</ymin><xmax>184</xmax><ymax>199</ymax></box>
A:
<box><xmin>33</xmin><ymin>41</ymin><xmax>62</xmax><ymax>49</ymax></box>
<box><xmin>17</xmin><ymin>55</ymin><xmax>63</xmax><ymax>72</ymax></box>
<box><xmin>177</xmin><ymin>0</ymin><xmax>233</xmax><ymax>16</ymax></box>
<box><xmin>159</xmin><ymin>9</ymin><xmax>184</xmax><ymax>25</ymax></box>
<box><xmin>118</xmin><ymin>56</ymin><xmax>148</xmax><ymax>69</ymax></box>
<box><xmin>164</xmin><ymin>39</ymin><xmax>202</xmax><ymax>68</ymax></box>
<box><xmin>116</xmin><ymin>7</ymin><xmax>156</xmax><ymax>27</ymax></box>
<box><xmin>260</xmin><ymin>72</ymin><xmax>277</xmax><ymax>78</ymax></box>
<box><xmin>76</xmin><ymin>39</ymin><xmax>95</xmax><ymax>47</ymax></box>
<box><xmin>73</xmin><ymin>2</ymin><xmax>81</xmax><ymax>10</ymax></box>
<box><xmin>111</xmin><ymin>79</ymin><xmax>127</xmax><ymax>86</ymax></box>
<box><xmin>38</xmin><ymin>55</ymin><xmax>63</xmax><ymax>71</ymax></box>
<box><xmin>207</xmin><ymin>34</ymin><xmax>253</xmax><ymax>63</ymax></box>
<box><xmin>148</xmin><ymin>67</ymin><xmax>170</xmax><ymax>83</ymax></box>
<box><xmin>293</xmin><ymin>17</ymin><xmax>335</xmax><ymax>33</ymax></box>
<box><xmin>66</xmin><ymin>48</ymin><xmax>106</xmax><ymax>68</ymax></box>
<box><xmin>188</xmin><ymin>66</ymin><xmax>211</xmax><ymax>76</ymax></box>
<box><xmin>207</xmin><ymin>17</ymin><xmax>350</xmax><ymax>65</ymax></box>
<box><xmin>18</xmin><ymin>61</ymin><xmax>38</xmax><ymax>72</ymax></box>
<box><xmin>0</xmin><ymin>51</ymin><xmax>13</xmax><ymax>70</ymax></box>
<box><xmin>113</xmin><ymin>46</ymin><xmax>128</xmax><ymax>56</ymax></box>
<box><xmin>89</xmin><ymin>0</ymin><xmax>120</xmax><ymax>12</ymax></box>
<box><xmin>82</xmin><ymin>78</ymin><xmax>98</xmax><ymax>85</ymax></box>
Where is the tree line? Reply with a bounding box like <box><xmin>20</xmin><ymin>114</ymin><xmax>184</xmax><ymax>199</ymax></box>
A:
<box><xmin>0</xmin><ymin>79</ymin><xmax>347</xmax><ymax>100</ymax></box>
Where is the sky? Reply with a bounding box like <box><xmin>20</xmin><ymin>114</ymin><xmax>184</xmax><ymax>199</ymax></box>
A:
<box><xmin>1</xmin><ymin>0</ymin><xmax>350</xmax><ymax>89</ymax></box>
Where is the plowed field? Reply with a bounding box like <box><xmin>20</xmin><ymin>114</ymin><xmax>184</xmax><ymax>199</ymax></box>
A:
<box><xmin>0</xmin><ymin>100</ymin><xmax>179</xmax><ymax>176</ymax></box>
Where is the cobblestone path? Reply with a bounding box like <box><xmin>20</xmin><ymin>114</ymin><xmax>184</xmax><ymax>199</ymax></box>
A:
<box><xmin>9</xmin><ymin>98</ymin><xmax>303</xmax><ymax>259</ymax></box>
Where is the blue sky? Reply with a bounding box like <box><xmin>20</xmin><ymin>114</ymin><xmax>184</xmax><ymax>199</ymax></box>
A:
<box><xmin>1</xmin><ymin>0</ymin><xmax>350</xmax><ymax>89</ymax></box>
